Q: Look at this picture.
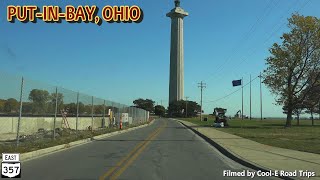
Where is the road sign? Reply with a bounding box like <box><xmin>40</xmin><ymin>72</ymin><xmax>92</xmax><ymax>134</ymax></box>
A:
<box><xmin>2</xmin><ymin>153</ymin><xmax>21</xmax><ymax>178</ymax></box>
<box><xmin>121</xmin><ymin>113</ymin><xmax>129</xmax><ymax>123</ymax></box>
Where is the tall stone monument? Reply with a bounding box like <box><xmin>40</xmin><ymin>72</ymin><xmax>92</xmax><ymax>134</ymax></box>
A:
<box><xmin>167</xmin><ymin>0</ymin><xmax>188</xmax><ymax>104</ymax></box>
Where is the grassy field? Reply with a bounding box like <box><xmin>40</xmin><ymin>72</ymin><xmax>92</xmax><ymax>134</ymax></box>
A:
<box><xmin>180</xmin><ymin>116</ymin><xmax>320</xmax><ymax>154</ymax></box>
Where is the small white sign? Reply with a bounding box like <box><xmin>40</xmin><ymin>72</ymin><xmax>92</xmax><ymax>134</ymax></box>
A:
<box><xmin>121</xmin><ymin>113</ymin><xmax>129</xmax><ymax>123</ymax></box>
<box><xmin>2</xmin><ymin>153</ymin><xmax>21</xmax><ymax>178</ymax></box>
<box><xmin>2</xmin><ymin>153</ymin><xmax>20</xmax><ymax>162</ymax></box>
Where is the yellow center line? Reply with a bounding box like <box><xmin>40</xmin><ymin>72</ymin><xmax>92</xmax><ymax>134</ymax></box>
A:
<box><xmin>99</xmin><ymin>127</ymin><xmax>161</xmax><ymax>180</ymax></box>
<box><xmin>99</xmin><ymin>122</ymin><xmax>165</xmax><ymax>180</ymax></box>
<box><xmin>110</xmin><ymin>124</ymin><xmax>166</xmax><ymax>180</ymax></box>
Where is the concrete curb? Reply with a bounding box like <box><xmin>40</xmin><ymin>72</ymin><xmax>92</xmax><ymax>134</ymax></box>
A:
<box><xmin>178</xmin><ymin>120</ymin><xmax>294</xmax><ymax>180</ymax></box>
<box><xmin>4</xmin><ymin>120</ymin><xmax>156</xmax><ymax>162</ymax></box>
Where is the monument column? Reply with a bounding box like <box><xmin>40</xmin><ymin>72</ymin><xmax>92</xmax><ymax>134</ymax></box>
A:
<box><xmin>167</xmin><ymin>0</ymin><xmax>188</xmax><ymax>104</ymax></box>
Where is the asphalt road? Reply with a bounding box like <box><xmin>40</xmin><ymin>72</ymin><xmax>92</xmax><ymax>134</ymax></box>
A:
<box><xmin>21</xmin><ymin>119</ymin><xmax>272</xmax><ymax>180</ymax></box>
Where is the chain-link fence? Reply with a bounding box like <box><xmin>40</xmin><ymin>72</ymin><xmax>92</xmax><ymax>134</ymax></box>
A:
<box><xmin>0</xmin><ymin>72</ymin><xmax>150</xmax><ymax>152</ymax></box>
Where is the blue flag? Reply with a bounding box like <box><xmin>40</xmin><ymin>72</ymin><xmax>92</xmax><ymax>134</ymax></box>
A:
<box><xmin>232</xmin><ymin>79</ymin><xmax>242</xmax><ymax>87</ymax></box>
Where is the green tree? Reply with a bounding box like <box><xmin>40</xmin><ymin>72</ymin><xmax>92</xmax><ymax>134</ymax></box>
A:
<box><xmin>4</xmin><ymin>98</ymin><xmax>19</xmax><ymax>113</ymax></box>
<box><xmin>64</xmin><ymin>103</ymin><xmax>77</xmax><ymax>115</ymax></box>
<box><xmin>294</xmin><ymin>106</ymin><xmax>304</xmax><ymax>126</ymax></box>
<box><xmin>84</xmin><ymin>104</ymin><xmax>93</xmax><ymax>115</ymax></box>
<box><xmin>168</xmin><ymin>101</ymin><xmax>184</xmax><ymax>117</ymax></box>
<box><xmin>263</xmin><ymin>14</ymin><xmax>320</xmax><ymax>127</ymax></box>
<box><xmin>133</xmin><ymin>98</ymin><xmax>155</xmax><ymax>112</ymax></box>
<box><xmin>28</xmin><ymin>89</ymin><xmax>50</xmax><ymax>114</ymax></box>
<box><xmin>0</xmin><ymin>99</ymin><xmax>6</xmax><ymax>112</ymax></box>
<box><xmin>302</xmin><ymin>73</ymin><xmax>320</xmax><ymax>126</ymax></box>
<box><xmin>283</xmin><ymin>102</ymin><xmax>305</xmax><ymax>126</ymax></box>
<box><xmin>94</xmin><ymin>105</ymin><xmax>105</xmax><ymax>114</ymax></box>
<box><xmin>154</xmin><ymin>105</ymin><xmax>166</xmax><ymax>117</ymax></box>
<box><xmin>168</xmin><ymin>100</ymin><xmax>200</xmax><ymax>118</ymax></box>
<box><xmin>22</xmin><ymin>102</ymin><xmax>33</xmax><ymax>114</ymax></box>
<box><xmin>48</xmin><ymin>92</ymin><xmax>64</xmax><ymax>113</ymax></box>
<box><xmin>65</xmin><ymin>102</ymin><xmax>86</xmax><ymax>115</ymax></box>
<box><xmin>186</xmin><ymin>101</ymin><xmax>201</xmax><ymax>117</ymax></box>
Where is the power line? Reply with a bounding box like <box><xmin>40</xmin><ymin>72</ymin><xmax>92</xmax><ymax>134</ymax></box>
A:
<box><xmin>228</xmin><ymin>0</ymin><xmax>311</xmax><ymax>83</ymax></box>
<box><xmin>192</xmin><ymin>0</ymin><xmax>312</xmax><ymax>117</ymax></box>
<box><xmin>205</xmin><ymin>75</ymin><xmax>259</xmax><ymax>104</ymax></box>
<box><xmin>235</xmin><ymin>0</ymin><xmax>311</xmax><ymax>68</ymax></box>
<box><xmin>206</xmin><ymin>1</ymin><xmax>300</xmax><ymax>85</ymax></box>
<box><xmin>203</xmin><ymin>0</ymin><xmax>310</xmax><ymax>85</ymax></box>
<box><xmin>203</xmin><ymin>0</ymin><xmax>280</xmax><ymax>82</ymax></box>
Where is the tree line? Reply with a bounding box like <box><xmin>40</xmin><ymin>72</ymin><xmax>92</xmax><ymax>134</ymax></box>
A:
<box><xmin>0</xmin><ymin>94</ymin><xmax>201</xmax><ymax>118</ymax></box>
<box><xmin>133</xmin><ymin>98</ymin><xmax>201</xmax><ymax>118</ymax></box>
<box><xmin>0</xmin><ymin>89</ymin><xmax>117</xmax><ymax>116</ymax></box>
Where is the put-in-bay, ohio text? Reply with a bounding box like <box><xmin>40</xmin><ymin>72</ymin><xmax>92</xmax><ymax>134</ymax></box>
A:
<box><xmin>7</xmin><ymin>5</ymin><xmax>143</xmax><ymax>25</ymax></box>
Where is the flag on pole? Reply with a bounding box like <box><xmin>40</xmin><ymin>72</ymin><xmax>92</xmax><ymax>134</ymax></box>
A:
<box><xmin>232</xmin><ymin>79</ymin><xmax>242</xmax><ymax>87</ymax></box>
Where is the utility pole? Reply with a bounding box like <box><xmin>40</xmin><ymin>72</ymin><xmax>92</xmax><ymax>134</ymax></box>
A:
<box><xmin>103</xmin><ymin>100</ymin><xmax>106</xmax><ymax>128</ymax></box>
<box><xmin>76</xmin><ymin>92</ymin><xmax>79</xmax><ymax>132</ymax></box>
<box><xmin>318</xmin><ymin>100</ymin><xmax>320</xmax><ymax>120</ymax></box>
<box><xmin>91</xmin><ymin>96</ymin><xmax>94</xmax><ymax>132</ymax></box>
<box><xmin>260</xmin><ymin>72</ymin><xmax>263</xmax><ymax>120</ymax></box>
<box><xmin>185</xmin><ymin>96</ymin><xmax>189</xmax><ymax>118</ymax></box>
<box><xmin>250</xmin><ymin>74</ymin><xmax>252</xmax><ymax>120</ymax></box>
<box><xmin>198</xmin><ymin>81</ymin><xmax>206</xmax><ymax>121</ymax></box>
<box><xmin>53</xmin><ymin>87</ymin><xmax>58</xmax><ymax>140</ymax></box>
<box><xmin>16</xmin><ymin>77</ymin><xmax>24</xmax><ymax>147</ymax></box>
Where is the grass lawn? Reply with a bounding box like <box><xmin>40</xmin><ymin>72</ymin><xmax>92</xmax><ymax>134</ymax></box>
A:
<box><xmin>179</xmin><ymin>116</ymin><xmax>320</xmax><ymax>155</ymax></box>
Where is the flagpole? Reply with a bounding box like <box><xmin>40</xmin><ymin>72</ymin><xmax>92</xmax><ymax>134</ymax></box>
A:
<box><xmin>250</xmin><ymin>74</ymin><xmax>252</xmax><ymax>120</ymax></box>
<box><xmin>260</xmin><ymin>72</ymin><xmax>263</xmax><ymax>121</ymax></box>
<box><xmin>241</xmin><ymin>77</ymin><xmax>244</xmax><ymax>129</ymax></box>
<box><xmin>242</xmin><ymin>77</ymin><xmax>244</xmax><ymax>121</ymax></box>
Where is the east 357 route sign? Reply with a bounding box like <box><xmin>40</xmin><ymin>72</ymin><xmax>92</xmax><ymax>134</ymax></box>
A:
<box><xmin>2</xmin><ymin>153</ymin><xmax>21</xmax><ymax>178</ymax></box>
